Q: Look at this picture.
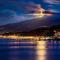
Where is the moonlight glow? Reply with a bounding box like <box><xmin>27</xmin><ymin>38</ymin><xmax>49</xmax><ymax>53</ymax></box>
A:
<box><xmin>32</xmin><ymin>4</ymin><xmax>53</xmax><ymax>18</ymax></box>
<box><xmin>33</xmin><ymin>7</ymin><xmax>45</xmax><ymax>18</ymax></box>
<box><xmin>33</xmin><ymin>12</ymin><xmax>45</xmax><ymax>18</ymax></box>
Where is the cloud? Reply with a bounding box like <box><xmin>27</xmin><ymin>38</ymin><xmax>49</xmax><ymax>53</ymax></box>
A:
<box><xmin>13</xmin><ymin>13</ymin><xmax>43</xmax><ymax>22</ymax></box>
<box><xmin>0</xmin><ymin>1</ymin><xmax>53</xmax><ymax>25</ymax></box>
<box><xmin>44</xmin><ymin>0</ymin><xmax>60</xmax><ymax>13</ymax></box>
<box><xmin>0</xmin><ymin>9</ymin><xmax>16</xmax><ymax>18</ymax></box>
<box><xmin>44</xmin><ymin>0</ymin><xmax>60</xmax><ymax>4</ymax></box>
<box><xmin>0</xmin><ymin>2</ymin><xmax>44</xmax><ymax>21</ymax></box>
<box><xmin>25</xmin><ymin>2</ymin><xmax>43</xmax><ymax>12</ymax></box>
<box><xmin>13</xmin><ymin>2</ymin><xmax>45</xmax><ymax>22</ymax></box>
<box><xmin>0</xmin><ymin>9</ymin><xmax>43</xmax><ymax>25</ymax></box>
<box><xmin>47</xmin><ymin>9</ymin><xmax>60</xmax><ymax>13</ymax></box>
<box><xmin>0</xmin><ymin>1</ymin><xmax>44</xmax><ymax>14</ymax></box>
<box><xmin>0</xmin><ymin>9</ymin><xmax>16</xmax><ymax>25</ymax></box>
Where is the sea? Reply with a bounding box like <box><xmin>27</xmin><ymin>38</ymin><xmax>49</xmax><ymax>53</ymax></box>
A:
<box><xmin>0</xmin><ymin>38</ymin><xmax>60</xmax><ymax>60</ymax></box>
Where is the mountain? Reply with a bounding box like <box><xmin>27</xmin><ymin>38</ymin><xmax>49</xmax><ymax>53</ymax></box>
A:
<box><xmin>0</xmin><ymin>14</ymin><xmax>60</xmax><ymax>33</ymax></box>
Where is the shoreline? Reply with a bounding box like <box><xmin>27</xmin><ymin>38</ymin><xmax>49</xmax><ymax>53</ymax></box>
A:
<box><xmin>0</xmin><ymin>35</ymin><xmax>59</xmax><ymax>40</ymax></box>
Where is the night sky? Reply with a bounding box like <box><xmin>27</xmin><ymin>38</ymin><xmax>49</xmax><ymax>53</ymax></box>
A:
<box><xmin>0</xmin><ymin>0</ymin><xmax>60</xmax><ymax>25</ymax></box>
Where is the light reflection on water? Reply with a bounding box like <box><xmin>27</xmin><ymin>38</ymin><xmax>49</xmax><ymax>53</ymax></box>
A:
<box><xmin>0</xmin><ymin>38</ymin><xmax>60</xmax><ymax>60</ymax></box>
<box><xmin>36</xmin><ymin>41</ymin><xmax>47</xmax><ymax>60</ymax></box>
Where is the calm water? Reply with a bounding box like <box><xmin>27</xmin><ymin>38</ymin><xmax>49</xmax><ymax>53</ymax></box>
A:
<box><xmin>0</xmin><ymin>38</ymin><xmax>60</xmax><ymax>60</ymax></box>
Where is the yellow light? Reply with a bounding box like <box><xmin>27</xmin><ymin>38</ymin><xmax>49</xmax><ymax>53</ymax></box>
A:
<box><xmin>33</xmin><ymin>8</ymin><xmax>45</xmax><ymax>18</ymax></box>
<box><xmin>33</xmin><ymin>6</ymin><xmax>53</xmax><ymax>18</ymax></box>
<box><xmin>36</xmin><ymin>41</ymin><xmax>47</xmax><ymax>60</ymax></box>
<box><xmin>33</xmin><ymin>13</ymin><xmax>45</xmax><ymax>18</ymax></box>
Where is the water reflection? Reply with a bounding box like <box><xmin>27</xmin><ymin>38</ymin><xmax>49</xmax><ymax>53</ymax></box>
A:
<box><xmin>0</xmin><ymin>39</ymin><xmax>60</xmax><ymax>60</ymax></box>
<box><xmin>46</xmin><ymin>40</ymin><xmax>60</xmax><ymax>60</ymax></box>
<box><xmin>0</xmin><ymin>39</ymin><xmax>37</xmax><ymax>60</ymax></box>
<box><xmin>36</xmin><ymin>41</ymin><xmax>47</xmax><ymax>60</ymax></box>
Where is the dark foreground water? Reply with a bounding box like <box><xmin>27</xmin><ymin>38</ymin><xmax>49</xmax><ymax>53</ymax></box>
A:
<box><xmin>0</xmin><ymin>38</ymin><xmax>60</xmax><ymax>60</ymax></box>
